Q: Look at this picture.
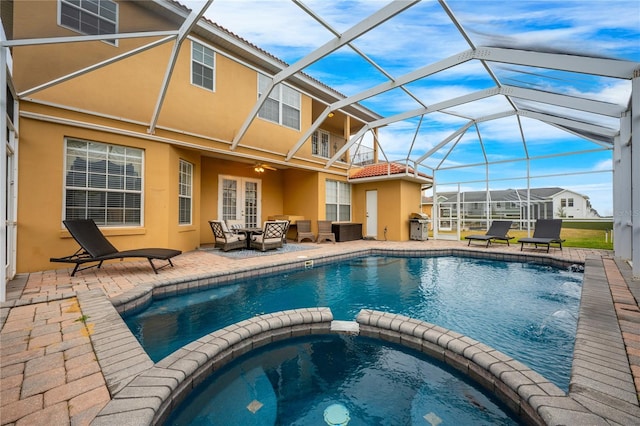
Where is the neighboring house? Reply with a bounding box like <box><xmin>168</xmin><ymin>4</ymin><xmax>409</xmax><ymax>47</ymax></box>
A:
<box><xmin>422</xmin><ymin>187</ymin><xmax>600</xmax><ymax>221</ymax></box>
<box><xmin>2</xmin><ymin>0</ymin><xmax>432</xmax><ymax>274</ymax></box>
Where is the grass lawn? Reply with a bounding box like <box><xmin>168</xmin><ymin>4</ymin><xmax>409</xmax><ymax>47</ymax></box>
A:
<box><xmin>439</xmin><ymin>228</ymin><xmax>614</xmax><ymax>250</ymax></box>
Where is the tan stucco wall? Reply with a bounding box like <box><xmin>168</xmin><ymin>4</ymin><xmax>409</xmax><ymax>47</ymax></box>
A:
<box><xmin>282</xmin><ymin>169</ymin><xmax>319</xmax><ymax>231</ymax></box>
<box><xmin>13</xmin><ymin>0</ymin><xmax>181</xmax><ymax>92</ymax></box>
<box><xmin>17</xmin><ymin>108</ymin><xmax>199</xmax><ymax>272</ymax></box>
<box><xmin>352</xmin><ymin>180</ymin><xmax>423</xmax><ymax>240</ymax></box>
<box><xmin>13</xmin><ymin>2</ymin><xmax>317</xmax><ymax>159</ymax></box>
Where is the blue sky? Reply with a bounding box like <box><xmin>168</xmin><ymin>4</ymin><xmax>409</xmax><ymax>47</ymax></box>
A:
<box><xmin>183</xmin><ymin>0</ymin><xmax>640</xmax><ymax>216</ymax></box>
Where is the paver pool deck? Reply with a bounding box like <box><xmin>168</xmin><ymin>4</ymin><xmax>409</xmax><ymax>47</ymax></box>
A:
<box><xmin>1</xmin><ymin>239</ymin><xmax>638</xmax><ymax>425</ymax></box>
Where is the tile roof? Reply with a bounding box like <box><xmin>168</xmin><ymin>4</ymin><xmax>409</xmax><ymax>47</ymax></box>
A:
<box><xmin>349</xmin><ymin>162</ymin><xmax>431</xmax><ymax>180</ymax></box>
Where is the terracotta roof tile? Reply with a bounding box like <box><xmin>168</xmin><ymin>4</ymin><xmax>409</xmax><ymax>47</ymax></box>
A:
<box><xmin>349</xmin><ymin>163</ymin><xmax>431</xmax><ymax>180</ymax></box>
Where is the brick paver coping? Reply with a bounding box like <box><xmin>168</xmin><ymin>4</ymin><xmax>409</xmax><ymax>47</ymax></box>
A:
<box><xmin>2</xmin><ymin>240</ymin><xmax>638</xmax><ymax>425</ymax></box>
<box><xmin>91</xmin><ymin>307</ymin><xmax>334</xmax><ymax>425</ymax></box>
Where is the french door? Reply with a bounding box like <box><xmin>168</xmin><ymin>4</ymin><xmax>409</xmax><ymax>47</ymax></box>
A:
<box><xmin>218</xmin><ymin>175</ymin><xmax>261</xmax><ymax>228</ymax></box>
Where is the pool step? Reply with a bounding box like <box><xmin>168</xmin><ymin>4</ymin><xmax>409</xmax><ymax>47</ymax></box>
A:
<box><xmin>331</xmin><ymin>320</ymin><xmax>359</xmax><ymax>335</ymax></box>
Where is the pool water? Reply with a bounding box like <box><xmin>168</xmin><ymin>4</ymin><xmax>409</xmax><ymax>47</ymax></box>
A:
<box><xmin>165</xmin><ymin>335</ymin><xmax>520</xmax><ymax>425</ymax></box>
<box><xmin>124</xmin><ymin>256</ymin><xmax>582</xmax><ymax>390</ymax></box>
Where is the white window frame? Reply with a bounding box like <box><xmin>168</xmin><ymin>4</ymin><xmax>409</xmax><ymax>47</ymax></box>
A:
<box><xmin>178</xmin><ymin>159</ymin><xmax>193</xmax><ymax>225</ymax></box>
<box><xmin>191</xmin><ymin>40</ymin><xmax>216</xmax><ymax>91</ymax></box>
<box><xmin>325</xmin><ymin>180</ymin><xmax>351</xmax><ymax>222</ymax></box>
<box><xmin>257</xmin><ymin>74</ymin><xmax>301</xmax><ymax>130</ymax></box>
<box><xmin>58</xmin><ymin>0</ymin><xmax>118</xmax><ymax>45</ymax></box>
<box><xmin>312</xmin><ymin>130</ymin><xmax>330</xmax><ymax>158</ymax></box>
<box><xmin>63</xmin><ymin>138</ymin><xmax>144</xmax><ymax>226</ymax></box>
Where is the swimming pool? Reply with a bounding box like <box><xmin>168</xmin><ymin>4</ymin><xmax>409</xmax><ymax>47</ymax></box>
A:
<box><xmin>165</xmin><ymin>334</ymin><xmax>520</xmax><ymax>425</ymax></box>
<box><xmin>124</xmin><ymin>255</ymin><xmax>582</xmax><ymax>390</ymax></box>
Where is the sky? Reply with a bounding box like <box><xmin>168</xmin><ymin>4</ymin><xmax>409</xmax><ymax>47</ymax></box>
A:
<box><xmin>181</xmin><ymin>0</ymin><xmax>640</xmax><ymax>216</ymax></box>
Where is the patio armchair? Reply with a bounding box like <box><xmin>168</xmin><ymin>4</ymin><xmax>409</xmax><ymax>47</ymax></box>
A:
<box><xmin>50</xmin><ymin>219</ymin><xmax>181</xmax><ymax>276</ymax></box>
<box><xmin>281</xmin><ymin>220</ymin><xmax>290</xmax><ymax>245</ymax></box>
<box><xmin>465</xmin><ymin>220</ymin><xmax>514</xmax><ymax>247</ymax></box>
<box><xmin>317</xmin><ymin>220</ymin><xmax>336</xmax><ymax>243</ymax></box>
<box><xmin>296</xmin><ymin>220</ymin><xmax>316</xmax><ymax>243</ymax></box>
<box><xmin>250</xmin><ymin>220</ymin><xmax>288</xmax><ymax>251</ymax></box>
<box><xmin>518</xmin><ymin>219</ymin><xmax>565</xmax><ymax>252</ymax></box>
<box><xmin>209</xmin><ymin>220</ymin><xmax>247</xmax><ymax>251</ymax></box>
<box><xmin>225</xmin><ymin>219</ymin><xmax>244</xmax><ymax>233</ymax></box>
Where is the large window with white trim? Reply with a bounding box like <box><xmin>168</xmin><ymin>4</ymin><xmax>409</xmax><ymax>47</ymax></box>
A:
<box><xmin>326</xmin><ymin>180</ymin><xmax>351</xmax><ymax>222</ymax></box>
<box><xmin>65</xmin><ymin>139</ymin><xmax>143</xmax><ymax>226</ymax></box>
<box><xmin>192</xmin><ymin>40</ymin><xmax>215</xmax><ymax>91</ymax></box>
<box><xmin>59</xmin><ymin>0</ymin><xmax>118</xmax><ymax>44</ymax></box>
<box><xmin>178</xmin><ymin>159</ymin><xmax>193</xmax><ymax>225</ymax></box>
<box><xmin>258</xmin><ymin>74</ymin><xmax>301</xmax><ymax>130</ymax></box>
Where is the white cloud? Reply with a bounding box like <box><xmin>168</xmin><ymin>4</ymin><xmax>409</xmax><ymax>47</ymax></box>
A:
<box><xmin>593</xmin><ymin>158</ymin><xmax>612</xmax><ymax>171</ymax></box>
<box><xmin>566</xmin><ymin>80</ymin><xmax>632</xmax><ymax>106</ymax></box>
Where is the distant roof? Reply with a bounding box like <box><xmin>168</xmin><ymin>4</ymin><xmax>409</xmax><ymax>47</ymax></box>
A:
<box><xmin>423</xmin><ymin>187</ymin><xmax>588</xmax><ymax>204</ymax></box>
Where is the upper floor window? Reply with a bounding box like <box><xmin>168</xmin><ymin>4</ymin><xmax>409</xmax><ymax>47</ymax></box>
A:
<box><xmin>65</xmin><ymin>139</ymin><xmax>143</xmax><ymax>226</ymax></box>
<box><xmin>326</xmin><ymin>180</ymin><xmax>351</xmax><ymax>222</ymax></box>
<box><xmin>59</xmin><ymin>0</ymin><xmax>118</xmax><ymax>44</ymax></box>
<box><xmin>560</xmin><ymin>197</ymin><xmax>574</xmax><ymax>208</ymax></box>
<box><xmin>258</xmin><ymin>74</ymin><xmax>301</xmax><ymax>130</ymax></box>
<box><xmin>312</xmin><ymin>130</ymin><xmax>330</xmax><ymax>158</ymax></box>
<box><xmin>178</xmin><ymin>160</ymin><xmax>193</xmax><ymax>225</ymax></box>
<box><xmin>192</xmin><ymin>41</ymin><xmax>215</xmax><ymax>91</ymax></box>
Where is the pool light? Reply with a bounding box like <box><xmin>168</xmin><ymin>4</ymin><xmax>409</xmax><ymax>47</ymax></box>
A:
<box><xmin>324</xmin><ymin>403</ymin><xmax>350</xmax><ymax>425</ymax></box>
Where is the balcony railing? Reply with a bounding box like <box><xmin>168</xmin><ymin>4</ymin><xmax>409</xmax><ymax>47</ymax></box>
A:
<box><xmin>350</xmin><ymin>145</ymin><xmax>375</xmax><ymax>166</ymax></box>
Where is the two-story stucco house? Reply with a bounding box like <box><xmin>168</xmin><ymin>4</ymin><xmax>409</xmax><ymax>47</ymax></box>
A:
<box><xmin>1</xmin><ymin>0</ymin><xmax>432</xmax><ymax>275</ymax></box>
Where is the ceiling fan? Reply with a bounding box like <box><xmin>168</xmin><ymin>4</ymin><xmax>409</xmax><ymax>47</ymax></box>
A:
<box><xmin>252</xmin><ymin>163</ymin><xmax>277</xmax><ymax>173</ymax></box>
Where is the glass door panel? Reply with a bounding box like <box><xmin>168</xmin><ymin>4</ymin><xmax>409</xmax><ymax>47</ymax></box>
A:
<box><xmin>244</xmin><ymin>181</ymin><xmax>258</xmax><ymax>228</ymax></box>
<box><xmin>221</xmin><ymin>178</ymin><xmax>239</xmax><ymax>221</ymax></box>
<box><xmin>219</xmin><ymin>175</ymin><xmax>261</xmax><ymax>227</ymax></box>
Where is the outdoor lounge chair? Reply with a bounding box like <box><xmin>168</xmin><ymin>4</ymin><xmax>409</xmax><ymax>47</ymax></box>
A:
<box><xmin>250</xmin><ymin>220</ymin><xmax>288</xmax><ymax>251</ymax></box>
<box><xmin>50</xmin><ymin>219</ymin><xmax>181</xmax><ymax>276</ymax></box>
<box><xmin>465</xmin><ymin>220</ymin><xmax>514</xmax><ymax>247</ymax></box>
<box><xmin>209</xmin><ymin>220</ymin><xmax>247</xmax><ymax>252</ymax></box>
<box><xmin>296</xmin><ymin>220</ymin><xmax>316</xmax><ymax>243</ymax></box>
<box><xmin>317</xmin><ymin>220</ymin><xmax>336</xmax><ymax>243</ymax></box>
<box><xmin>518</xmin><ymin>219</ymin><xmax>565</xmax><ymax>252</ymax></box>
